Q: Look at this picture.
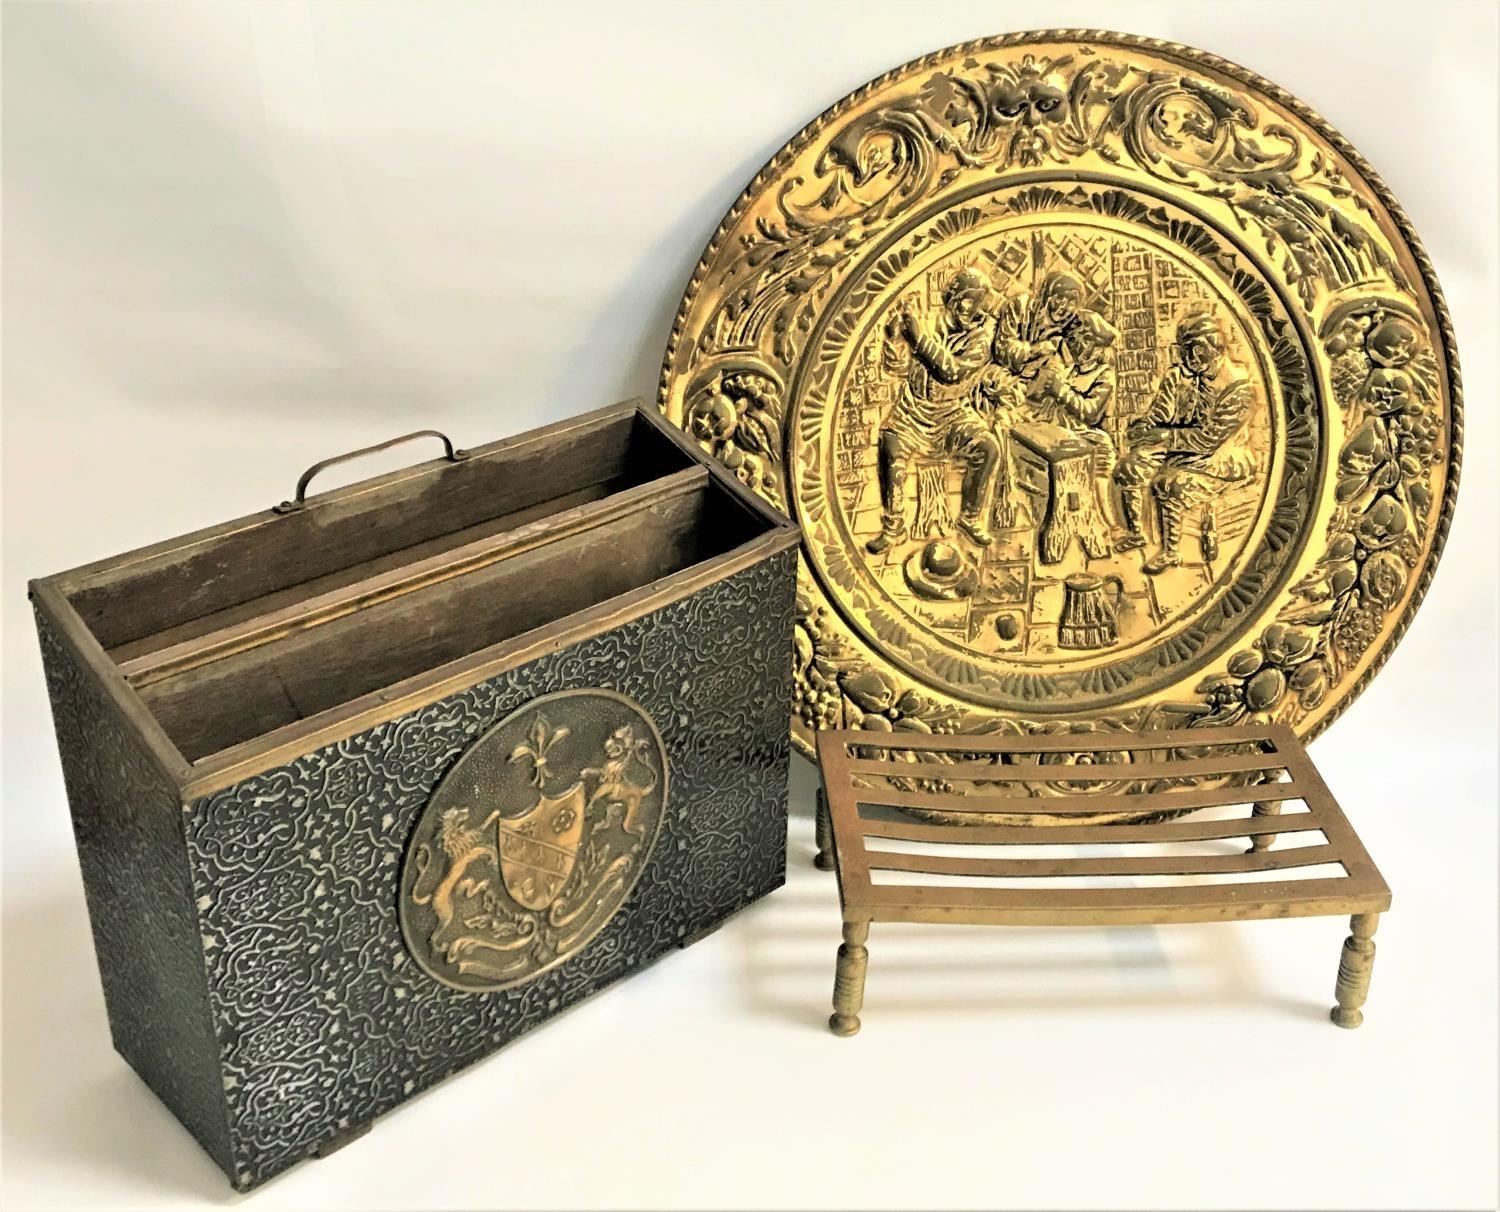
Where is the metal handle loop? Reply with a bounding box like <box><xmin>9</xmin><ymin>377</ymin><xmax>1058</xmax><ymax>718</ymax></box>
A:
<box><xmin>274</xmin><ymin>429</ymin><xmax>469</xmax><ymax>513</ymax></box>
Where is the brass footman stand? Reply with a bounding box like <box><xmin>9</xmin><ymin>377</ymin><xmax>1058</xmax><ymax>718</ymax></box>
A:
<box><xmin>813</xmin><ymin>724</ymin><xmax>1389</xmax><ymax>1035</ymax></box>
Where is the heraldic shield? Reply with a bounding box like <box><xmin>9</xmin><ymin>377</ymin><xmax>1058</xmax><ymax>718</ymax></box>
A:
<box><xmin>496</xmin><ymin>782</ymin><xmax>588</xmax><ymax>911</ymax></box>
<box><xmin>399</xmin><ymin>689</ymin><xmax>669</xmax><ymax>992</ymax></box>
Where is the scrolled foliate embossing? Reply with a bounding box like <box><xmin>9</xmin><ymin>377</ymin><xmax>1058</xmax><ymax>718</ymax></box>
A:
<box><xmin>184</xmin><ymin>553</ymin><xmax>794</xmax><ymax>1187</ymax></box>
<box><xmin>660</xmin><ymin>32</ymin><xmax>1460</xmax><ymax>773</ymax></box>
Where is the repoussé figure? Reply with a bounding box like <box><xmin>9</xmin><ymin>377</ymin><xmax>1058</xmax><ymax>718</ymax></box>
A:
<box><xmin>867</xmin><ymin>268</ymin><xmax>1003</xmax><ymax>553</ymax></box>
<box><xmin>1113</xmin><ymin>312</ymin><xmax>1256</xmax><ymax>573</ymax></box>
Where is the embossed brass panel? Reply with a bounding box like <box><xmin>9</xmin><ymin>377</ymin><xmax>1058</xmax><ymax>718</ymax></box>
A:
<box><xmin>31</xmin><ymin>400</ymin><xmax>798</xmax><ymax>1190</ymax></box>
<box><xmin>658</xmin><ymin>32</ymin><xmax>1461</xmax><ymax>767</ymax></box>
<box><xmin>400</xmin><ymin>689</ymin><xmax>668</xmax><ymax>992</ymax></box>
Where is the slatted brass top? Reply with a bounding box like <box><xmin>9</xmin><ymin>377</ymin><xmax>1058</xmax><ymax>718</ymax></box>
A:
<box><xmin>815</xmin><ymin>725</ymin><xmax>1389</xmax><ymax>928</ymax></box>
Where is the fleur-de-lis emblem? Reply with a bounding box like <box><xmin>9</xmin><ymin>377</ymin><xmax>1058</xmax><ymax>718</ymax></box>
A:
<box><xmin>507</xmin><ymin>713</ymin><xmax>569</xmax><ymax>789</ymax></box>
<box><xmin>401</xmin><ymin>691</ymin><xmax>668</xmax><ymax>992</ymax></box>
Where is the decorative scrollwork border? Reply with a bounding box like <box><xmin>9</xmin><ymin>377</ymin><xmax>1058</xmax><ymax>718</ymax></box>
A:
<box><xmin>658</xmin><ymin>29</ymin><xmax>1462</xmax><ymax>759</ymax></box>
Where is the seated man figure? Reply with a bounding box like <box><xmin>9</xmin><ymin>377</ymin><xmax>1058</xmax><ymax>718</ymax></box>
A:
<box><xmin>1026</xmin><ymin>306</ymin><xmax>1119</xmax><ymax>478</ymax></box>
<box><xmin>1113</xmin><ymin>312</ymin><xmax>1256</xmax><ymax>574</ymax></box>
<box><xmin>991</xmin><ymin>270</ymin><xmax>1087</xmax><ymax>382</ymax></box>
<box><xmin>868</xmin><ymin>268</ymin><xmax>1002</xmax><ymax>553</ymax></box>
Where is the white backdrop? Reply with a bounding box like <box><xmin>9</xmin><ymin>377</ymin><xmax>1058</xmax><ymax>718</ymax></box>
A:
<box><xmin>3</xmin><ymin>3</ymin><xmax>1497</xmax><ymax>1209</ymax></box>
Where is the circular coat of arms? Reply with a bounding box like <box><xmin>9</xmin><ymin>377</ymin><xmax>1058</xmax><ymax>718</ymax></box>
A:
<box><xmin>400</xmin><ymin>689</ymin><xmax>668</xmax><ymax>992</ymax></box>
<box><xmin>658</xmin><ymin>30</ymin><xmax>1460</xmax><ymax>761</ymax></box>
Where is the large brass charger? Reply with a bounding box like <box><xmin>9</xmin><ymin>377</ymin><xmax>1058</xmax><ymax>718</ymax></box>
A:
<box><xmin>658</xmin><ymin>31</ymin><xmax>1460</xmax><ymax>823</ymax></box>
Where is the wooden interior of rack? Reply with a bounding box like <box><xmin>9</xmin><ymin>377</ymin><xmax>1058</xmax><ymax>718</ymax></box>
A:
<box><xmin>37</xmin><ymin>403</ymin><xmax>791</xmax><ymax>767</ymax></box>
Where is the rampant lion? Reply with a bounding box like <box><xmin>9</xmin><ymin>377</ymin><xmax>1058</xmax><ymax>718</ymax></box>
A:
<box><xmin>409</xmin><ymin>804</ymin><xmax>501</xmax><ymax>958</ymax></box>
<box><xmin>409</xmin><ymin>722</ymin><xmax>661</xmax><ymax>967</ymax></box>
<box><xmin>582</xmin><ymin>725</ymin><xmax>660</xmax><ymax>836</ymax></box>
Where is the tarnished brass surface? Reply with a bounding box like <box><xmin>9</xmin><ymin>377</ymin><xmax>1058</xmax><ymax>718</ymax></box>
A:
<box><xmin>659</xmin><ymin>32</ymin><xmax>1461</xmax><ymax>766</ymax></box>
<box><xmin>400</xmin><ymin>689</ymin><xmax>668</xmax><ymax>992</ymax></box>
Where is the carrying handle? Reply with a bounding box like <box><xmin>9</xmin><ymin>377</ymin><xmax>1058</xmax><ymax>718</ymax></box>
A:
<box><xmin>274</xmin><ymin>429</ymin><xmax>469</xmax><ymax>513</ymax></box>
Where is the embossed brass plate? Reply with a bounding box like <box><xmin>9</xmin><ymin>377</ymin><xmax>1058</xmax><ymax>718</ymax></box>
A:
<box><xmin>400</xmin><ymin>689</ymin><xmax>668</xmax><ymax>992</ymax></box>
<box><xmin>659</xmin><ymin>31</ymin><xmax>1461</xmax><ymax>765</ymax></box>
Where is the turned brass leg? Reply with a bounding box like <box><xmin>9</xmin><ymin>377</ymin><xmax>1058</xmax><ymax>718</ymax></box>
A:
<box><xmin>1331</xmin><ymin>912</ymin><xmax>1379</xmax><ymax>1029</ymax></box>
<box><xmin>814</xmin><ymin>787</ymin><xmax>835</xmax><ymax>871</ymax></box>
<box><xmin>1247</xmin><ymin>799</ymin><xmax>1280</xmax><ymax>853</ymax></box>
<box><xmin>829</xmin><ymin>920</ymin><xmax>869</xmax><ymax>1037</ymax></box>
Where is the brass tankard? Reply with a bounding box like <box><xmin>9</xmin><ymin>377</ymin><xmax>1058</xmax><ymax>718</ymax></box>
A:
<box><xmin>1057</xmin><ymin>573</ymin><xmax>1125</xmax><ymax>650</ymax></box>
